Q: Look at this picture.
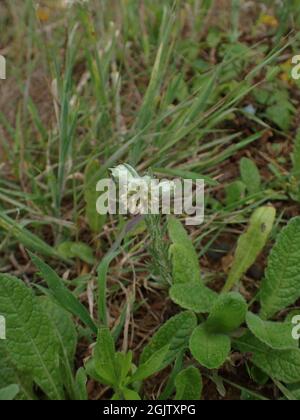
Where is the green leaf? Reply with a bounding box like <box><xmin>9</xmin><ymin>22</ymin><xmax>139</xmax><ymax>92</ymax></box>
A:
<box><xmin>115</xmin><ymin>351</ymin><xmax>133</xmax><ymax>385</ymax></box>
<box><xmin>240</xmin><ymin>158</ymin><xmax>261</xmax><ymax>195</ymax></box>
<box><xmin>0</xmin><ymin>384</ymin><xmax>19</xmax><ymax>401</ymax></box>
<box><xmin>246</xmin><ymin>312</ymin><xmax>297</xmax><ymax>350</ymax></box>
<box><xmin>85</xmin><ymin>358</ymin><xmax>110</xmax><ymax>386</ymax></box>
<box><xmin>260</xmin><ymin>217</ymin><xmax>300</xmax><ymax>319</ymax></box>
<box><xmin>174</xmin><ymin>366</ymin><xmax>203</xmax><ymax>400</ymax></box>
<box><xmin>40</xmin><ymin>297</ymin><xmax>77</xmax><ymax>363</ymax></box>
<box><xmin>94</xmin><ymin>327</ymin><xmax>117</xmax><ymax>386</ymax></box>
<box><xmin>40</xmin><ymin>296</ymin><xmax>77</xmax><ymax>398</ymax></box>
<box><xmin>170</xmin><ymin>282</ymin><xmax>217</xmax><ymax>313</ymax></box>
<box><xmin>141</xmin><ymin>311</ymin><xmax>197</xmax><ymax>367</ymax></box>
<box><xmin>266</xmin><ymin>103</ymin><xmax>292</xmax><ymax>132</ymax></box>
<box><xmin>223</xmin><ymin>206</ymin><xmax>276</xmax><ymax>292</ymax></box>
<box><xmin>122</xmin><ymin>388</ymin><xmax>141</xmax><ymax>400</ymax></box>
<box><xmin>286</xmin><ymin>384</ymin><xmax>300</xmax><ymax>400</ymax></box>
<box><xmin>57</xmin><ymin>242</ymin><xmax>75</xmax><ymax>259</ymax></box>
<box><xmin>236</xmin><ymin>332</ymin><xmax>300</xmax><ymax>384</ymax></box>
<box><xmin>75</xmin><ymin>368</ymin><xmax>88</xmax><ymax>401</ymax></box>
<box><xmin>130</xmin><ymin>345</ymin><xmax>169</xmax><ymax>383</ymax></box>
<box><xmin>97</xmin><ymin>252</ymin><xmax>118</xmax><ymax>325</ymax></box>
<box><xmin>0</xmin><ymin>342</ymin><xmax>33</xmax><ymax>400</ymax></box>
<box><xmin>292</xmin><ymin>129</ymin><xmax>300</xmax><ymax>180</ymax></box>
<box><xmin>57</xmin><ymin>242</ymin><xmax>95</xmax><ymax>265</ymax></box>
<box><xmin>0</xmin><ymin>211</ymin><xmax>65</xmax><ymax>261</ymax></box>
<box><xmin>69</xmin><ymin>243</ymin><xmax>95</xmax><ymax>265</ymax></box>
<box><xmin>206</xmin><ymin>292</ymin><xmax>247</xmax><ymax>334</ymax></box>
<box><xmin>168</xmin><ymin>217</ymin><xmax>201</xmax><ymax>284</ymax></box>
<box><xmin>225</xmin><ymin>181</ymin><xmax>246</xmax><ymax>206</ymax></box>
<box><xmin>30</xmin><ymin>253</ymin><xmax>97</xmax><ymax>334</ymax></box>
<box><xmin>189</xmin><ymin>325</ymin><xmax>231</xmax><ymax>370</ymax></box>
<box><xmin>169</xmin><ymin>243</ymin><xmax>201</xmax><ymax>284</ymax></box>
<box><xmin>0</xmin><ymin>275</ymin><xmax>63</xmax><ymax>400</ymax></box>
<box><xmin>84</xmin><ymin>159</ymin><xmax>106</xmax><ymax>233</ymax></box>
<box><xmin>159</xmin><ymin>350</ymin><xmax>185</xmax><ymax>400</ymax></box>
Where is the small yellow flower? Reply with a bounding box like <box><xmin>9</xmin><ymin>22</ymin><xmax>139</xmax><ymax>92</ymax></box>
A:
<box><xmin>36</xmin><ymin>7</ymin><xmax>50</xmax><ymax>22</ymax></box>
<box><xmin>258</xmin><ymin>14</ymin><xmax>279</xmax><ymax>28</ymax></box>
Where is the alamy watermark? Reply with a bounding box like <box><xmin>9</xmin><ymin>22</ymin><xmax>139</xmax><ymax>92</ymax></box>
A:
<box><xmin>292</xmin><ymin>315</ymin><xmax>300</xmax><ymax>340</ymax></box>
<box><xmin>0</xmin><ymin>55</ymin><xmax>6</xmax><ymax>80</ymax></box>
<box><xmin>96</xmin><ymin>165</ymin><xmax>205</xmax><ymax>226</ymax></box>
<box><xmin>0</xmin><ymin>316</ymin><xmax>6</xmax><ymax>340</ymax></box>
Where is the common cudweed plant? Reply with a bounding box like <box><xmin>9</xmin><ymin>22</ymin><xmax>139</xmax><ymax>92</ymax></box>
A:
<box><xmin>1</xmin><ymin>208</ymin><xmax>300</xmax><ymax>400</ymax></box>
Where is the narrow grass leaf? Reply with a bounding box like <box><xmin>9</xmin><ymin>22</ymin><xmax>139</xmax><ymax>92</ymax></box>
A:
<box><xmin>30</xmin><ymin>253</ymin><xmax>97</xmax><ymax>334</ymax></box>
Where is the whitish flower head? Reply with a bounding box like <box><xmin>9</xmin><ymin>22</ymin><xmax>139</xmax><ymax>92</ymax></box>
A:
<box><xmin>62</xmin><ymin>0</ymin><xmax>88</xmax><ymax>7</ymax></box>
<box><xmin>110</xmin><ymin>164</ymin><xmax>139</xmax><ymax>185</ymax></box>
<box><xmin>109</xmin><ymin>164</ymin><xmax>175</xmax><ymax>215</ymax></box>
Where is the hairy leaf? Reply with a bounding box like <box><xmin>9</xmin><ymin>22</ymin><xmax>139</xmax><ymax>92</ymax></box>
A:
<box><xmin>189</xmin><ymin>325</ymin><xmax>231</xmax><ymax>369</ymax></box>
<box><xmin>236</xmin><ymin>332</ymin><xmax>300</xmax><ymax>384</ymax></box>
<box><xmin>115</xmin><ymin>351</ymin><xmax>133</xmax><ymax>385</ymax></box>
<box><xmin>141</xmin><ymin>311</ymin><xmax>197</xmax><ymax>367</ymax></box>
<box><xmin>168</xmin><ymin>217</ymin><xmax>201</xmax><ymax>284</ymax></box>
<box><xmin>240</xmin><ymin>158</ymin><xmax>261</xmax><ymax>195</ymax></box>
<box><xmin>122</xmin><ymin>388</ymin><xmax>141</xmax><ymax>400</ymax></box>
<box><xmin>260</xmin><ymin>217</ymin><xmax>300</xmax><ymax>319</ymax></box>
<box><xmin>223</xmin><ymin>206</ymin><xmax>276</xmax><ymax>292</ymax></box>
<box><xmin>174</xmin><ymin>366</ymin><xmax>203</xmax><ymax>400</ymax></box>
<box><xmin>170</xmin><ymin>282</ymin><xmax>217</xmax><ymax>313</ymax></box>
<box><xmin>40</xmin><ymin>297</ymin><xmax>77</xmax><ymax>363</ymax></box>
<box><xmin>169</xmin><ymin>243</ymin><xmax>200</xmax><ymax>284</ymax></box>
<box><xmin>246</xmin><ymin>312</ymin><xmax>297</xmax><ymax>350</ymax></box>
<box><xmin>0</xmin><ymin>384</ymin><xmax>19</xmax><ymax>401</ymax></box>
<box><xmin>225</xmin><ymin>181</ymin><xmax>246</xmax><ymax>206</ymax></box>
<box><xmin>0</xmin><ymin>275</ymin><xmax>63</xmax><ymax>400</ymax></box>
<box><xmin>94</xmin><ymin>327</ymin><xmax>117</xmax><ymax>387</ymax></box>
<box><xmin>130</xmin><ymin>345</ymin><xmax>169</xmax><ymax>383</ymax></box>
<box><xmin>206</xmin><ymin>292</ymin><xmax>247</xmax><ymax>334</ymax></box>
<box><xmin>0</xmin><ymin>342</ymin><xmax>33</xmax><ymax>400</ymax></box>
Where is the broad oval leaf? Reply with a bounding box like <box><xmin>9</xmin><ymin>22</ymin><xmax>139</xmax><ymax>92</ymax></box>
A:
<box><xmin>240</xmin><ymin>157</ymin><xmax>261</xmax><ymax>195</ymax></box>
<box><xmin>168</xmin><ymin>217</ymin><xmax>201</xmax><ymax>284</ymax></box>
<box><xmin>122</xmin><ymin>388</ymin><xmax>141</xmax><ymax>400</ymax></box>
<box><xmin>236</xmin><ymin>332</ymin><xmax>300</xmax><ymax>384</ymax></box>
<box><xmin>169</xmin><ymin>243</ymin><xmax>200</xmax><ymax>284</ymax></box>
<box><xmin>189</xmin><ymin>325</ymin><xmax>231</xmax><ymax>370</ymax></box>
<box><xmin>0</xmin><ymin>384</ymin><xmax>20</xmax><ymax>401</ymax></box>
<box><xmin>0</xmin><ymin>275</ymin><xmax>63</xmax><ymax>400</ymax></box>
<box><xmin>206</xmin><ymin>292</ymin><xmax>247</xmax><ymax>334</ymax></box>
<box><xmin>174</xmin><ymin>366</ymin><xmax>203</xmax><ymax>400</ymax></box>
<box><xmin>141</xmin><ymin>311</ymin><xmax>197</xmax><ymax>367</ymax></box>
<box><xmin>170</xmin><ymin>282</ymin><xmax>217</xmax><ymax>313</ymax></box>
<box><xmin>0</xmin><ymin>342</ymin><xmax>33</xmax><ymax>400</ymax></box>
<box><xmin>260</xmin><ymin>217</ymin><xmax>300</xmax><ymax>319</ymax></box>
<box><xmin>246</xmin><ymin>312</ymin><xmax>297</xmax><ymax>350</ymax></box>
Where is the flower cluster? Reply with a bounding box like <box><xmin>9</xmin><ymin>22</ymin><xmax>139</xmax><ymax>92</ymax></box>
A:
<box><xmin>110</xmin><ymin>164</ymin><xmax>175</xmax><ymax>215</ymax></box>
